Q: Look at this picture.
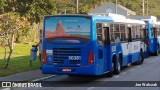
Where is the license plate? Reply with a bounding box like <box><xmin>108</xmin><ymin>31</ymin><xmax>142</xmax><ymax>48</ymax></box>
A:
<box><xmin>62</xmin><ymin>68</ymin><xmax>72</xmax><ymax>72</ymax></box>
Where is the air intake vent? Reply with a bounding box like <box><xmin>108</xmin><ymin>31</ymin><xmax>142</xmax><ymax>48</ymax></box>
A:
<box><xmin>53</xmin><ymin>48</ymin><xmax>81</xmax><ymax>65</ymax></box>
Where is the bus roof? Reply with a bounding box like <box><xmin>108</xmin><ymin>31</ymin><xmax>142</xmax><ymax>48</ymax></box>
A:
<box><xmin>125</xmin><ymin>19</ymin><xmax>145</xmax><ymax>24</ymax></box>
<box><xmin>92</xmin><ymin>14</ymin><xmax>145</xmax><ymax>25</ymax></box>
<box><xmin>44</xmin><ymin>14</ymin><xmax>145</xmax><ymax>25</ymax></box>
<box><xmin>44</xmin><ymin>14</ymin><xmax>92</xmax><ymax>18</ymax></box>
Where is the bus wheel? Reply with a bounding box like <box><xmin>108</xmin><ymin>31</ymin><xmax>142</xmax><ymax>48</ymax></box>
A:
<box><xmin>134</xmin><ymin>52</ymin><xmax>144</xmax><ymax>65</ymax></box>
<box><xmin>114</xmin><ymin>58</ymin><xmax>121</xmax><ymax>75</ymax></box>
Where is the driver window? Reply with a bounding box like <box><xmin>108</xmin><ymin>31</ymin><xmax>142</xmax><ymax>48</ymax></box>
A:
<box><xmin>114</xmin><ymin>24</ymin><xmax>120</xmax><ymax>43</ymax></box>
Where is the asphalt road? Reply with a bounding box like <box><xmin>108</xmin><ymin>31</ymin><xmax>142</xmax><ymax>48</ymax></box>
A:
<box><xmin>13</xmin><ymin>54</ymin><xmax>160</xmax><ymax>90</ymax></box>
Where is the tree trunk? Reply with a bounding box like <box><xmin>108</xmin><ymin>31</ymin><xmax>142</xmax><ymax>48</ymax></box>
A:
<box><xmin>4</xmin><ymin>50</ymin><xmax>13</xmax><ymax>69</ymax></box>
<box><xmin>4</xmin><ymin>33</ymin><xmax>14</xmax><ymax>69</ymax></box>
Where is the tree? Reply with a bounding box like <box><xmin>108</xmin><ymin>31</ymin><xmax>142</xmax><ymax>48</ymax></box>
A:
<box><xmin>0</xmin><ymin>12</ymin><xmax>30</xmax><ymax>69</ymax></box>
<box><xmin>0</xmin><ymin>0</ymin><xmax>6</xmax><ymax>14</ymax></box>
<box><xmin>15</xmin><ymin>0</ymin><xmax>59</xmax><ymax>23</ymax></box>
<box><xmin>1</xmin><ymin>0</ymin><xmax>160</xmax><ymax>22</ymax></box>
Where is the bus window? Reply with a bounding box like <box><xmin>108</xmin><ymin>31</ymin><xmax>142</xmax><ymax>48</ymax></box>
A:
<box><xmin>125</xmin><ymin>24</ymin><xmax>129</xmax><ymax>40</ymax></box>
<box><xmin>151</xmin><ymin>27</ymin><xmax>153</xmax><ymax>37</ymax></box>
<box><xmin>151</xmin><ymin>27</ymin><xmax>157</xmax><ymax>38</ymax></box>
<box><xmin>120</xmin><ymin>24</ymin><xmax>126</xmax><ymax>41</ymax></box>
<box><xmin>154</xmin><ymin>27</ymin><xmax>157</xmax><ymax>38</ymax></box>
<box><xmin>140</xmin><ymin>25</ymin><xmax>145</xmax><ymax>40</ymax></box>
<box><xmin>157</xmin><ymin>28</ymin><xmax>160</xmax><ymax>36</ymax></box>
<box><xmin>132</xmin><ymin>25</ymin><xmax>141</xmax><ymax>40</ymax></box>
<box><xmin>132</xmin><ymin>25</ymin><xmax>136</xmax><ymax>40</ymax></box>
<box><xmin>137</xmin><ymin>26</ymin><xmax>141</xmax><ymax>39</ymax></box>
<box><xmin>128</xmin><ymin>27</ymin><xmax>132</xmax><ymax>42</ymax></box>
<box><xmin>103</xmin><ymin>27</ymin><xmax>110</xmax><ymax>45</ymax></box>
<box><xmin>151</xmin><ymin>27</ymin><xmax>155</xmax><ymax>37</ymax></box>
<box><xmin>143</xmin><ymin>27</ymin><xmax>149</xmax><ymax>43</ymax></box>
<box><xmin>110</xmin><ymin>23</ymin><xmax>115</xmax><ymax>43</ymax></box>
<box><xmin>110</xmin><ymin>23</ymin><xmax>127</xmax><ymax>43</ymax></box>
<box><xmin>96</xmin><ymin>23</ymin><xmax>103</xmax><ymax>44</ymax></box>
<box><xmin>114</xmin><ymin>24</ymin><xmax>120</xmax><ymax>43</ymax></box>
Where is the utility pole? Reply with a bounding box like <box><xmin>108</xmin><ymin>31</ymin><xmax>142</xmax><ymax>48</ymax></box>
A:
<box><xmin>76</xmin><ymin>0</ymin><xmax>79</xmax><ymax>14</ymax></box>
<box><xmin>115</xmin><ymin>0</ymin><xmax>117</xmax><ymax>14</ymax></box>
<box><xmin>147</xmin><ymin>0</ymin><xmax>148</xmax><ymax>15</ymax></box>
<box><xmin>142</xmin><ymin>0</ymin><xmax>145</xmax><ymax>15</ymax></box>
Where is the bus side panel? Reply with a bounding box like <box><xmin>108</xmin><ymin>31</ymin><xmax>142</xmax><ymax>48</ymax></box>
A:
<box><xmin>128</xmin><ymin>41</ymin><xmax>141</xmax><ymax>63</ymax></box>
<box><xmin>158</xmin><ymin>37</ymin><xmax>160</xmax><ymax>51</ymax></box>
<box><xmin>154</xmin><ymin>38</ymin><xmax>158</xmax><ymax>52</ymax></box>
<box><xmin>149</xmin><ymin>38</ymin><xmax>156</xmax><ymax>53</ymax></box>
<box><xmin>94</xmin><ymin>42</ymin><xmax>105</xmax><ymax>75</ymax></box>
<box><xmin>121</xmin><ymin>43</ymin><xmax>129</xmax><ymax>66</ymax></box>
<box><xmin>110</xmin><ymin>43</ymin><xmax>123</xmax><ymax>68</ymax></box>
<box><xmin>106</xmin><ymin>45</ymin><xmax>112</xmax><ymax>72</ymax></box>
<box><xmin>147</xmin><ymin>22</ymin><xmax>158</xmax><ymax>53</ymax></box>
<box><xmin>142</xmin><ymin>42</ymin><xmax>149</xmax><ymax>58</ymax></box>
<box><xmin>110</xmin><ymin>43</ymin><xmax>130</xmax><ymax>68</ymax></box>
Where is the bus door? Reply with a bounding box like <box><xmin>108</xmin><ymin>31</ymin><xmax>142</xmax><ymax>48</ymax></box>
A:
<box><xmin>157</xmin><ymin>27</ymin><xmax>160</xmax><ymax>52</ymax></box>
<box><xmin>96</xmin><ymin>23</ymin><xmax>104</xmax><ymax>74</ymax></box>
<box><xmin>96</xmin><ymin>23</ymin><xmax>110</xmax><ymax>74</ymax></box>
<box><xmin>153</xmin><ymin>27</ymin><xmax>158</xmax><ymax>49</ymax></box>
<box><xmin>128</xmin><ymin>27</ymin><xmax>133</xmax><ymax>63</ymax></box>
<box><xmin>151</xmin><ymin>27</ymin><xmax>158</xmax><ymax>54</ymax></box>
<box><xmin>143</xmin><ymin>28</ymin><xmax>149</xmax><ymax>57</ymax></box>
<box><xmin>103</xmin><ymin>27</ymin><xmax>110</xmax><ymax>72</ymax></box>
<box><xmin>152</xmin><ymin>27</ymin><xmax>157</xmax><ymax>38</ymax></box>
<box><xmin>143</xmin><ymin>28</ymin><xmax>148</xmax><ymax>45</ymax></box>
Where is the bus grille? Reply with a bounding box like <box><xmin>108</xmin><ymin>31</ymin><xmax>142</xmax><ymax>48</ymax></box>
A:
<box><xmin>53</xmin><ymin>48</ymin><xmax>81</xmax><ymax>65</ymax></box>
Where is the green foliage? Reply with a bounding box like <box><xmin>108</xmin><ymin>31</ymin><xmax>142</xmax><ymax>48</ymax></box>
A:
<box><xmin>17</xmin><ymin>29</ymin><xmax>37</xmax><ymax>43</ymax></box>
<box><xmin>0</xmin><ymin>0</ymin><xmax>6</xmax><ymax>14</ymax></box>
<box><xmin>0</xmin><ymin>0</ymin><xmax>159</xmax><ymax>23</ymax></box>
<box><xmin>0</xmin><ymin>43</ymin><xmax>40</xmax><ymax>77</ymax></box>
<box><xmin>15</xmin><ymin>0</ymin><xmax>63</xmax><ymax>23</ymax></box>
<box><xmin>0</xmin><ymin>12</ymin><xmax>31</xmax><ymax>69</ymax></box>
<box><xmin>0</xmin><ymin>13</ymin><xmax>19</xmax><ymax>42</ymax></box>
<box><xmin>0</xmin><ymin>12</ymin><xmax>31</xmax><ymax>43</ymax></box>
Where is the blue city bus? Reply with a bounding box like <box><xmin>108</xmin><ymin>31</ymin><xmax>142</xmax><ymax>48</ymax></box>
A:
<box><xmin>41</xmin><ymin>14</ymin><xmax>146</xmax><ymax>76</ymax></box>
<box><xmin>144</xmin><ymin>20</ymin><xmax>160</xmax><ymax>56</ymax></box>
<box><xmin>155</xmin><ymin>22</ymin><xmax>160</xmax><ymax>54</ymax></box>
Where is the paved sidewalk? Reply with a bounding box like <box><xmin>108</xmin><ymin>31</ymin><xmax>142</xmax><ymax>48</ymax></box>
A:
<box><xmin>0</xmin><ymin>70</ymin><xmax>51</xmax><ymax>81</ymax></box>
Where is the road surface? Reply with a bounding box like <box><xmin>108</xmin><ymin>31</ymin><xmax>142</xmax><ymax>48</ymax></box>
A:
<box><xmin>11</xmin><ymin>54</ymin><xmax>160</xmax><ymax>90</ymax></box>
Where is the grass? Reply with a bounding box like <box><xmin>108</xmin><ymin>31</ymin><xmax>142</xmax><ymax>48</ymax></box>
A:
<box><xmin>0</xmin><ymin>43</ymin><xmax>40</xmax><ymax>77</ymax></box>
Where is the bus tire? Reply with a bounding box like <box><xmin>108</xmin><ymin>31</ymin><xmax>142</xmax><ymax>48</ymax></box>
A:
<box><xmin>134</xmin><ymin>52</ymin><xmax>144</xmax><ymax>65</ymax></box>
<box><xmin>114</xmin><ymin>57</ymin><xmax>121</xmax><ymax>75</ymax></box>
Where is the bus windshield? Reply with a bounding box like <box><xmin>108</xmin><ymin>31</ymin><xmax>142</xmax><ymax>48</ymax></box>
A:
<box><xmin>44</xmin><ymin>16</ymin><xmax>91</xmax><ymax>44</ymax></box>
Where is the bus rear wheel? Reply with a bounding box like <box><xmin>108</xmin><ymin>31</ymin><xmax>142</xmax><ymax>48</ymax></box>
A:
<box><xmin>134</xmin><ymin>52</ymin><xmax>144</xmax><ymax>65</ymax></box>
<box><xmin>113</xmin><ymin>58</ymin><xmax>121</xmax><ymax>75</ymax></box>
